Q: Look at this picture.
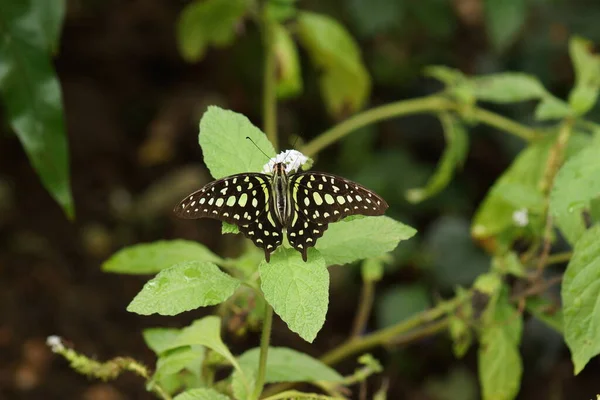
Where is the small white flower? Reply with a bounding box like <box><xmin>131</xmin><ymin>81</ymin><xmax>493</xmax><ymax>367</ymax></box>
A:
<box><xmin>262</xmin><ymin>149</ymin><xmax>309</xmax><ymax>174</ymax></box>
<box><xmin>512</xmin><ymin>208</ymin><xmax>529</xmax><ymax>227</ymax></box>
<box><xmin>46</xmin><ymin>335</ymin><xmax>65</xmax><ymax>353</ymax></box>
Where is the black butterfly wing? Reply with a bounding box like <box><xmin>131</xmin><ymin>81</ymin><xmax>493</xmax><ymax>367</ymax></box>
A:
<box><xmin>174</xmin><ymin>173</ymin><xmax>271</xmax><ymax>225</ymax></box>
<box><xmin>289</xmin><ymin>172</ymin><xmax>388</xmax><ymax>224</ymax></box>
<box><xmin>174</xmin><ymin>172</ymin><xmax>283</xmax><ymax>261</ymax></box>
<box><xmin>286</xmin><ymin>172</ymin><xmax>387</xmax><ymax>261</ymax></box>
<box><xmin>286</xmin><ymin>209</ymin><xmax>328</xmax><ymax>262</ymax></box>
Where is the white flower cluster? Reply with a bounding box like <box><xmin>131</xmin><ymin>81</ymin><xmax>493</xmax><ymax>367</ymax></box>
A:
<box><xmin>262</xmin><ymin>149</ymin><xmax>309</xmax><ymax>174</ymax></box>
<box><xmin>512</xmin><ymin>208</ymin><xmax>529</xmax><ymax>227</ymax></box>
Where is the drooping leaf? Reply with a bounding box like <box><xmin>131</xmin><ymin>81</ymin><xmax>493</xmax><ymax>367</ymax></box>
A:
<box><xmin>406</xmin><ymin>113</ymin><xmax>468</xmax><ymax>203</ymax></box>
<box><xmin>177</xmin><ymin>0</ymin><xmax>248</xmax><ymax>62</ymax></box>
<box><xmin>174</xmin><ymin>388</ymin><xmax>231</xmax><ymax>400</ymax></box>
<box><xmin>127</xmin><ymin>261</ymin><xmax>240</xmax><ymax>316</ymax></box>
<box><xmin>102</xmin><ymin>240</ymin><xmax>222</xmax><ymax>274</ymax></box>
<box><xmin>534</xmin><ymin>95</ymin><xmax>573</xmax><ymax>121</ymax></box>
<box><xmin>550</xmin><ymin>140</ymin><xmax>600</xmax><ymax>245</ymax></box>
<box><xmin>199</xmin><ymin>106</ymin><xmax>276</xmax><ymax>179</ymax></box>
<box><xmin>259</xmin><ymin>248</ymin><xmax>328</xmax><ymax>342</ymax></box>
<box><xmin>562</xmin><ymin>224</ymin><xmax>600</xmax><ymax>374</ymax></box>
<box><xmin>567</xmin><ymin>36</ymin><xmax>600</xmax><ymax>116</ymax></box>
<box><xmin>316</xmin><ymin>216</ymin><xmax>416</xmax><ymax>266</ymax></box>
<box><xmin>0</xmin><ymin>0</ymin><xmax>73</xmax><ymax>218</ymax></box>
<box><xmin>477</xmin><ymin>288</ymin><xmax>523</xmax><ymax>400</ymax></box>
<box><xmin>297</xmin><ymin>11</ymin><xmax>371</xmax><ymax>117</ymax></box>
<box><xmin>273</xmin><ymin>23</ymin><xmax>302</xmax><ymax>99</ymax></box>
<box><xmin>152</xmin><ymin>346</ymin><xmax>205</xmax><ymax>384</ymax></box>
<box><xmin>483</xmin><ymin>0</ymin><xmax>526</xmax><ymax>52</ymax></box>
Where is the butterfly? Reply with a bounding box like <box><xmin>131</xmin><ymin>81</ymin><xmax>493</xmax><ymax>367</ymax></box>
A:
<box><xmin>174</xmin><ymin>160</ymin><xmax>388</xmax><ymax>262</ymax></box>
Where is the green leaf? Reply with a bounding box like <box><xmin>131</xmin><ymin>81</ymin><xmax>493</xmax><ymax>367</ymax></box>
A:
<box><xmin>568</xmin><ymin>36</ymin><xmax>600</xmax><ymax>116</ymax></box>
<box><xmin>265</xmin><ymin>0</ymin><xmax>297</xmax><ymax>22</ymax></box>
<box><xmin>0</xmin><ymin>1</ymin><xmax>73</xmax><ymax>218</ymax></box>
<box><xmin>406</xmin><ymin>113</ymin><xmax>468</xmax><ymax>203</ymax></box>
<box><xmin>534</xmin><ymin>95</ymin><xmax>573</xmax><ymax>121</ymax></box>
<box><xmin>449</xmin><ymin>313</ymin><xmax>472</xmax><ymax>359</ymax></box>
<box><xmin>153</xmin><ymin>346</ymin><xmax>205</xmax><ymax>383</ymax></box>
<box><xmin>483</xmin><ymin>0</ymin><xmax>526</xmax><ymax>52</ymax></box>
<box><xmin>550</xmin><ymin>140</ymin><xmax>600</xmax><ymax>245</ymax></box>
<box><xmin>127</xmin><ymin>261</ymin><xmax>240</xmax><ymax>316</ymax></box>
<box><xmin>173</xmin><ymin>316</ymin><xmax>250</xmax><ymax>394</ymax></box>
<box><xmin>237</xmin><ymin>346</ymin><xmax>342</xmax><ymax>384</ymax></box>
<box><xmin>376</xmin><ymin>284</ymin><xmax>431</xmax><ymax>329</ymax></box>
<box><xmin>177</xmin><ymin>0</ymin><xmax>248</xmax><ymax>62</ymax></box>
<box><xmin>562</xmin><ymin>224</ymin><xmax>600</xmax><ymax>374</ymax></box>
<box><xmin>492</xmin><ymin>252</ymin><xmax>526</xmax><ymax>278</ymax></box>
<box><xmin>143</xmin><ymin>328</ymin><xmax>182</xmax><ymax>355</ymax></box>
<box><xmin>477</xmin><ymin>288</ymin><xmax>523</xmax><ymax>400</ymax></box>
<box><xmin>525</xmin><ymin>297</ymin><xmax>562</xmax><ymax>334</ymax></box>
<box><xmin>37</xmin><ymin>0</ymin><xmax>66</xmax><ymax>52</ymax></box>
<box><xmin>199</xmin><ymin>106</ymin><xmax>276</xmax><ymax>179</ymax></box>
<box><xmin>222</xmin><ymin>222</ymin><xmax>240</xmax><ymax>235</ymax></box>
<box><xmin>316</xmin><ymin>216</ymin><xmax>416</xmax><ymax>266</ymax></box>
<box><xmin>347</xmin><ymin>0</ymin><xmax>404</xmax><ymax>36</ymax></box>
<box><xmin>174</xmin><ymin>388</ymin><xmax>231</xmax><ymax>400</ymax></box>
<box><xmin>103</xmin><ymin>240</ymin><xmax>222</xmax><ymax>274</ymax></box>
<box><xmin>424</xmin><ymin>65</ymin><xmax>466</xmax><ymax>87</ymax></box>
<box><xmin>471</xmin><ymin>73</ymin><xmax>547</xmax><ymax>103</ymax></box>
<box><xmin>260</xmin><ymin>391</ymin><xmax>341</xmax><ymax>400</ymax></box>
<box><xmin>274</xmin><ymin>23</ymin><xmax>302</xmax><ymax>99</ymax></box>
<box><xmin>297</xmin><ymin>11</ymin><xmax>371</xmax><ymax>117</ymax></box>
<box><xmin>260</xmin><ymin>248</ymin><xmax>329</xmax><ymax>342</ymax></box>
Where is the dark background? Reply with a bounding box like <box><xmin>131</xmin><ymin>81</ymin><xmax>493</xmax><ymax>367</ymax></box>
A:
<box><xmin>1</xmin><ymin>0</ymin><xmax>600</xmax><ymax>399</ymax></box>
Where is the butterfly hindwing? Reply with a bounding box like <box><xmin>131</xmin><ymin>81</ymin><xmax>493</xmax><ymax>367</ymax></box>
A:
<box><xmin>287</xmin><ymin>208</ymin><xmax>328</xmax><ymax>261</ymax></box>
<box><xmin>238</xmin><ymin>198</ymin><xmax>283</xmax><ymax>262</ymax></box>
<box><xmin>289</xmin><ymin>172</ymin><xmax>388</xmax><ymax>224</ymax></box>
<box><xmin>174</xmin><ymin>173</ymin><xmax>271</xmax><ymax>225</ymax></box>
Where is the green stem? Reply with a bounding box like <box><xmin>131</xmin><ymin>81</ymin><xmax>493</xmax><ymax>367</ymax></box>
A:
<box><xmin>546</xmin><ymin>251</ymin><xmax>573</xmax><ymax>265</ymax></box>
<box><xmin>252</xmin><ymin>303</ymin><xmax>274</xmax><ymax>400</ymax></box>
<box><xmin>262</xmin><ymin>15</ymin><xmax>278</xmax><ymax>150</ymax></box>
<box><xmin>300</xmin><ymin>95</ymin><xmax>541</xmax><ymax>157</ymax></box>
<box><xmin>350</xmin><ymin>280</ymin><xmax>375</xmax><ymax>338</ymax></box>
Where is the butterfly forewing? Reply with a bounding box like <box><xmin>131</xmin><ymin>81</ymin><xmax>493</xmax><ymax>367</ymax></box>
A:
<box><xmin>174</xmin><ymin>173</ymin><xmax>270</xmax><ymax>226</ymax></box>
<box><xmin>290</xmin><ymin>172</ymin><xmax>388</xmax><ymax>224</ymax></box>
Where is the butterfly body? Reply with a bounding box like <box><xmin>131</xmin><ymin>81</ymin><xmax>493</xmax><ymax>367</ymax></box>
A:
<box><xmin>175</xmin><ymin>163</ymin><xmax>388</xmax><ymax>262</ymax></box>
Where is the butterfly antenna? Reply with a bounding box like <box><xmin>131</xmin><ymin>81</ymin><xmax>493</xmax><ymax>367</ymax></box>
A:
<box><xmin>281</xmin><ymin>135</ymin><xmax>302</xmax><ymax>164</ymax></box>
<box><xmin>246</xmin><ymin>136</ymin><xmax>272</xmax><ymax>161</ymax></box>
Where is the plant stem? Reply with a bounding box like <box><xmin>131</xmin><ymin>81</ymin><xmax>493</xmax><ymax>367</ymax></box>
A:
<box><xmin>546</xmin><ymin>251</ymin><xmax>573</xmax><ymax>265</ymax></box>
<box><xmin>252</xmin><ymin>303</ymin><xmax>274</xmax><ymax>400</ymax></box>
<box><xmin>350</xmin><ymin>280</ymin><xmax>375</xmax><ymax>338</ymax></box>
<box><xmin>300</xmin><ymin>95</ymin><xmax>541</xmax><ymax>157</ymax></box>
<box><xmin>262</xmin><ymin>15</ymin><xmax>278</xmax><ymax>149</ymax></box>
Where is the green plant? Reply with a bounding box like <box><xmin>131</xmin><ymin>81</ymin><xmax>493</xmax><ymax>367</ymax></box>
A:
<box><xmin>15</xmin><ymin>0</ymin><xmax>599</xmax><ymax>399</ymax></box>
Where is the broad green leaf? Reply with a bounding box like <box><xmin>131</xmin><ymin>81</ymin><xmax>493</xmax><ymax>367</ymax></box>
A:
<box><xmin>424</xmin><ymin>66</ymin><xmax>466</xmax><ymax>87</ymax></box>
<box><xmin>37</xmin><ymin>0</ymin><xmax>66</xmax><ymax>52</ymax></box>
<box><xmin>534</xmin><ymin>95</ymin><xmax>572</xmax><ymax>121</ymax></box>
<box><xmin>471</xmin><ymin>73</ymin><xmax>547</xmax><ymax>103</ymax></box>
<box><xmin>222</xmin><ymin>222</ymin><xmax>240</xmax><ymax>235</ymax></box>
<box><xmin>316</xmin><ymin>216</ymin><xmax>416</xmax><ymax>266</ymax></box>
<box><xmin>347</xmin><ymin>0</ymin><xmax>404</xmax><ymax>36</ymax></box>
<box><xmin>103</xmin><ymin>240</ymin><xmax>222</xmax><ymax>274</ymax></box>
<box><xmin>0</xmin><ymin>2</ymin><xmax>73</xmax><ymax>218</ymax></box>
<box><xmin>265</xmin><ymin>0</ymin><xmax>297</xmax><ymax>22</ymax></box>
<box><xmin>153</xmin><ymin>346</ymin><xmax>205</xmax><ymax>383</ymax></box>
<box><xmin>407</xmin><ymin>113</ymin><xmax>468</xmax><ymax>203</ymax></box>
<box><xmin>477</xmin><ymin>288</ymin><xmax>523</xmax><ymax>400</ymax></box>
<box><xmin>127</xmin><ymin>261</ymin><xmax>240</xmax><ymax>316</ymax></box>
<box><xmin>526</xmin><ymin>297</ymin><xmax>562</xmax><ymax>334</ymax></box>
<box><xmin>236</xmin><ymin>347</ymin><xmax>342</xmax><ymax>385</ymax></box>
<box><xmin>297</xmin><ymin>11</ymin><xmax>371</xmax><ymax>117</ymax></box>
<box><xmin>260</xmin><ymin>248</ymin><xmax>328</xmax><ymax>342</ymax></box>
<box><xmin>550</xmin><ymin>140</ymin><xmax>600</xmax><ymax>245</ymax></box>
<box><xmin>177</xmin><ymin>0</ymin><xmax>247</xmax><ymax>62</ymax></box>
<box><xmin>172</xmin><ymin>316</ymin><xmax>246</xmax><ymax>378</ymax></box>
<box><xmin>483</xmin><ymin>0</ymin><xmax>526</xmax><ymax>52</ymax></box>
<box><xmin>274</xmin><ymin>23</ymin><xmax>302</xmax><ymax>99</ymax></box>
<box><xmin>562</xmin><ymin>224</ymin><xmax>600</xmax><ymax>374</ymax></box>
<box><xmin>143</xmin><ymin>328</ymin><xmax>182</xmax><ymax>355</ymax></box>
<box><xmin>199</xmin><ymin>106</ymin><xmax>276</xmax><ymax>179</ymax></box>
<box><xmin>376</xmin><ymin>284</ymin><xmax>431</xmax><ymax>329</ymax></box>
<box><xmin>567</xmin><ymin>36</ymin><xmax>600</xmax><ymax>116</ymax></box>
<box><xmin>174</xmin><ymin>388</ymin><xmax>231</xmax><ymax>400</ymax></box>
